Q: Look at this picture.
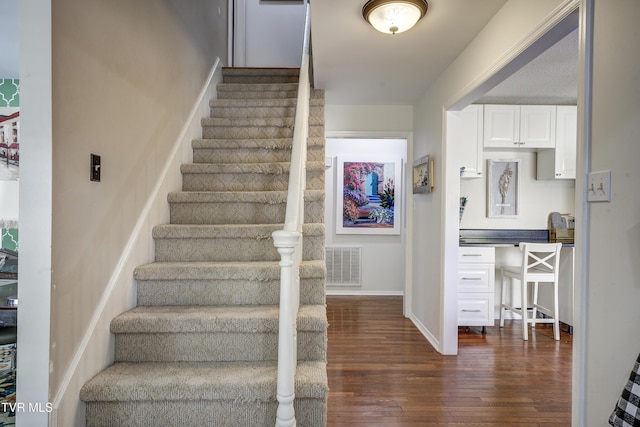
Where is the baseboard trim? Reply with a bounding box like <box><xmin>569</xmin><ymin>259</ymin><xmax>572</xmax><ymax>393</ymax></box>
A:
<box><xmin>326</xmin><ymin>290</ymin><xmax>404</xmax><ymax>296</ymax></box>
<box><xmin>49</xmin><ymin>58</ymin><xmax>223</xmax><ymax>423</ymax></box>
<box><xmin>408</xmin><ymin>313</ymin><xmax>440</xmax><ymax>352</ymax></box>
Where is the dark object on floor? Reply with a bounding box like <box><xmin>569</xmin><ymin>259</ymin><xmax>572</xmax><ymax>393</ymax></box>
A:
<box><xmin>609</xmin><ymin>352</ymin><xmax>640</xmax><ymax>427</ymax></box>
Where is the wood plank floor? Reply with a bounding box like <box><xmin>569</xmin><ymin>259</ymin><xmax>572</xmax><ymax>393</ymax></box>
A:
<box><xmin>326</xmin><ymin>296</ymin><xmax>572</xmax><ymax>426</ymax></box>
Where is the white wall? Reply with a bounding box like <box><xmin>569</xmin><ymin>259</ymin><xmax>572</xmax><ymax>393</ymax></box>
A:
<box><xmin>17</xmin><ymin>2</ymin><xmax>52</xmax><ymax>425</ymax></box>
<box><xmin>0</xmin><ymin>181</ymin><xmax>18</xmax><ymax>220</ymax></box>
<box><xmin>241</xmin><ymin>0</ymin><xmax>305</xmax><ymax>67</ymax></box>
<box><xmin>325</xmin><ymin>138</ymin><xmax>406</xmax><ymax>295</ymax></box>
<box><xmin>460</xmin><ymin>151</ymin><xmax>575</xmax><ymax>229</ymax></box>
<box><xmin>325</xmin><ymin>104</ymin><xmax>413</xmax><ymax>295</ymax></box>
<box><xmin>411</xmin><ymin>0</ymin><xmax>576</xmax><ymax>355</ymax></box>
<box><xmin>575</xmin><ymin>0</ymin><xmax>640</xmax><ymax>425</ymax></box>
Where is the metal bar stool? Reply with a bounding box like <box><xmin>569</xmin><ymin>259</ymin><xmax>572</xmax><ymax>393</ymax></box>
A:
<box><xmin>499</xmin><ymin>242</ymin><xmax>562</xmax><ymax>340</ymax></box>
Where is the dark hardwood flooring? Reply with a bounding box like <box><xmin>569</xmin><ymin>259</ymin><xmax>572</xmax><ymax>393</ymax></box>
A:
<box><xmin>326</xmin><ymin>296</ymin><xmax>572</xmax><ymax>426</ymax></box>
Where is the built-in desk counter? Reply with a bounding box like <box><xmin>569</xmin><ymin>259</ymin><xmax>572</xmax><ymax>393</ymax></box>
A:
<box><xmin>459</xmin><ymin>228</ymin><xmax>573</xmax><ymax>247</ymax></box>
<box><xmin>459</xmin><ymin>229</ymin><xmax>574</xmax><ymax>329</ymax></box>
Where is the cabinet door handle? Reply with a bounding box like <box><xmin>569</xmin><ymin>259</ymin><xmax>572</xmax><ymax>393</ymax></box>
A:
<box><xmin>462</xmin><ymin>254</ymin><xmax>482</xmax><ymax>257</ymax></box>
<box><xmin>461</xmin><ymin>309</ymin><xmax>482</xmax><ymax>313</ymax></box>
<box><xmin>461</xmin><ymin>277</ymin><xmax>482</xmax><ymax>281</ymax></box>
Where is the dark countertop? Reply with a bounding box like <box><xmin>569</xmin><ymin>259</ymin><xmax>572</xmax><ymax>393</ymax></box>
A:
<box><xmin>459</xmin><ymin>229</ymin><xmax>574</xmax><ymax>247</ymax></box>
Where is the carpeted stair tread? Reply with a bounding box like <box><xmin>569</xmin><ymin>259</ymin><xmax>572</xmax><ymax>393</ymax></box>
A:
<box><xmin>192</xmin><ymin>137</ymin><xmax>324</xmax><ymax>150</ymax></box>
<box><xmin>221</xmin><ymin>67</ymin><xmax>300</xmax><ymax>83</ymax></box>
<box><xmin>191</xmin><ymin>138</ymin><xmax>325</xmax><ymax>164</ymax></box>
<box><xmin>153</xmin><ymin>224</ymin><xmax>325</xmax><ymax>262</ymax></box>
<box><xmin>210</xmin><ymin>97</ymin><xmax>324</xmax><ymax>108</ymax></box>
<box><xmin>80</xmin><ymin>360</ymin><xmax>328</xmax><ymax>402</ymax></box>
<box><xmin>180</xmin><ymin>161</ymin><xmax>325</xmax><ymax>175</ymax></box>
<box><xmin>179</xmin><ymin>161</ymin><xmax>325</xmax><ymax>192</ymax></box>
<box><xmin>216</xmin><ymin>85</ymin><xmax>324</xmax><ymax>101</ymax></box>
<box><xmin>153</xmin><ymin>222</ymin><xmax>324</xmax><ymax>239</ymax></box>
<box><xmin>134</xmin><ymin>260</ymin><xmax>326</xmax><ymax>307</ymax></box>
<box><xmin>111</xmin><ymin>304</ymin><xmax>328</xmax><ymax>334</ymax></box>
<box><xmin>202</xmin><ymin>122</ymin><xmax>324</xmax><ymax>140</ymax></box>
<box><xmin>134</xmin><ymin>259</ymin><xmax>325</xmax><ymax>281</ymax></box>
<box><xmin>217</xmin><ymin>82</ymin><xmax>298</xmax><ymax>93</ymax></box>
<box><xmin>167</xmin><ymin>189</ymin><xmax>324</xmax><ymax>204</ymax></box>
<box><xmin>201</xmin><ymin>116</ymin><xmax>324</xmax><ymax>128</ymax></box>
<box><xmin>202</xmin><ymin>116</ymin><xmax>293</xmax><ymax>128</ymax></box>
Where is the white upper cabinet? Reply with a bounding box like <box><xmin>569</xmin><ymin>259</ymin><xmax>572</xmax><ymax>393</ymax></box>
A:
<box><xmin>483</xmin><ymin>105</ymin><xmax>519</xmax><ymax>147</ymax></box>
<box><xmin>537</xmin><ymin>105</ymin><xmax>577</xmax><ymax>180</ymax></box>
<box><xmin>483</xmin><ymin>105</ymin><xmax>556</xmax><ymax>148</ymax></box>
<box><xmin>451</xmin><ymin>105</ymin><xmax>484</xmax><ymax>178</ymax></box>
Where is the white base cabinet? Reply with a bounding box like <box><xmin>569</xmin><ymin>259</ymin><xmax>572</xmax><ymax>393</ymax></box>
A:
<box><xmin>458</xmin><ymin>246</ymin><xmax>495</xmax><ymax>327</ymax></box>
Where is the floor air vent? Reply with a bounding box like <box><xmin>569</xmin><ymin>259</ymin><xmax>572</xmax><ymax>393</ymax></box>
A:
<box><xmin>325</xmin><ymin>246</ymin><xmax>362</xmax><ymax>286</ymax></box>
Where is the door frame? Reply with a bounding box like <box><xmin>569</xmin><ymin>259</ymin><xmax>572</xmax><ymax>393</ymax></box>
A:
<box><xmin>441</xmin><ymin>2</ymin><xmax>582</xmax><ymax>356</ymax></box>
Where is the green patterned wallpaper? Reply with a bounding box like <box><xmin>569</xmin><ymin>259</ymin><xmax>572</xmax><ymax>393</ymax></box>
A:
<box><xmin>1</xmin><ymin>229</ymin><xmax>18</xmax><ymax>251</ymax></box>
<box><xmin>0</xmin><ymin>80</ymin><xmax>19</xmax><ymax>107</ymax></box>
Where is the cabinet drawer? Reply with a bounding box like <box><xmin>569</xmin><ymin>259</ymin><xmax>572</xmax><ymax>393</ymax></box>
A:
<box><xmin>458</xmin><ymin>264</ymin><xmax>493</xmax><ymax>293</ymax></box>
<box><xmin>458</xmin><ymin>293</ymin><xmax>493</xmax><ymax>326</ymax></box>
<box><xmin>458</xmin><ymin>246</ymin><xmax>495</xmax><ymax>263</ymax></box>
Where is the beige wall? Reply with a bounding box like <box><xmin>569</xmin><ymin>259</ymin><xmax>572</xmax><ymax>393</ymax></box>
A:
<box><xmin>575</xmin><ymin>0</ymin><xmax>640</xmax><ymax>424</ymax></box>
<box><xmin>47</xmin><ymin>0</ymin><xmax>227</xmax><ymax>424</ymax></box>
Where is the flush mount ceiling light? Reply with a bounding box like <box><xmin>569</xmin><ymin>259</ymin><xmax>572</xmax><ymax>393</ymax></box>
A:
<box><xmin>362</xmin><ymin>0</ymin><xmax>429</xmax><ymax>35</ymax></box>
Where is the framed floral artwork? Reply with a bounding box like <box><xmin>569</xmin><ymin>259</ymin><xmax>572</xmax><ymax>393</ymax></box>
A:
<box><xmin>336</xmin><ymin>157</ymin><xmax>402</xmax><ymax>235</ymax></box>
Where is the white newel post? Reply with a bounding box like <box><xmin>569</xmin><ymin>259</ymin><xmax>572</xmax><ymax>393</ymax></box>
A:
<box><xmin>273</xmin><ymin>230</ymin><xmax>302</xmax><ymax>427</ymax></box>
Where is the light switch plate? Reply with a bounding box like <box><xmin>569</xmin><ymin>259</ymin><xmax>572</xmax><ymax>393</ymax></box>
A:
<box><xmin>587</xmin><ymin>170</ymin><xmax>610</xmax><ymax>202</ymax></box>
<box><xmin>90</xmin><ymin>153</ymin><xmax>101</xmax><ymax>182</ymax></box>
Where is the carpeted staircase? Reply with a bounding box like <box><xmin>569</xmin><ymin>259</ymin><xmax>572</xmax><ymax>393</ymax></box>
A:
<box><xmin>80</xmin><ymin>68</ymin><xmax>328</xmax><ymax>426</ymax></box>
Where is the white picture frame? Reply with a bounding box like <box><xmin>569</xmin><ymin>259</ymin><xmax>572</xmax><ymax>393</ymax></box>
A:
<box><xmin>336</xmin><ymin>156</ymin><xmax>402</xmax><ymax>235</ymax></box>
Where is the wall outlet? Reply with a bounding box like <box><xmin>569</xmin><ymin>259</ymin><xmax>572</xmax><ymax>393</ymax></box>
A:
<box><xmin>587</xmin><ymin>170</ymin><xmax>610</xmax><ymax>202</ymax></box>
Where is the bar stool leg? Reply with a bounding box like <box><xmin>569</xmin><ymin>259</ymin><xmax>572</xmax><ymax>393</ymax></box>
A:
<box><xmin>553</xmin><ymin>280</ymin><xmax>560</xmax><ymax>340</ymax></box>
<box><xmin>499</xmin><ymin>272</ymin><xmax>507</xmax><ymax>328</ymax></box>
<box><xmin>521</xmin><ymin>280</ymin><xmax>528</xmax><ymax>340</ymax></box>
<box><xmin>532</xmin><ymin>281</ymin><xmax>539</xmax><ymax>328</ymax></box>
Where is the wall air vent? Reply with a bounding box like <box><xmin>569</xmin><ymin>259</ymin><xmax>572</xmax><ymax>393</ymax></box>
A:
<box><xmin>325</xmin><ymin>246</ymin><xmax>362</xmax><ymax>286</ymax></box>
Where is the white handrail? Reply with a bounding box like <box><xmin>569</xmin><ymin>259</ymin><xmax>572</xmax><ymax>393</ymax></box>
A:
<box><xmin>273</xmin><ymin>3</ymin><xmax>312</xmax><ymax>427</ymax></box>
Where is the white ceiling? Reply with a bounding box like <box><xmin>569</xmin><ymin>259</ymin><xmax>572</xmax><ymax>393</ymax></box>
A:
<box><xmin>1</xmin><ymin>0</ymin><xmax>578</xmax><ymax>105</ymax></box>
<box><xmin>311</xmin><ymin>0</ymin><xmax>578</xmax><ymax>106</ymax></box>
<box><xmin>476</xmin><ymin>27</ymin><xmax>578</xmax><ymax>105</ymax></box>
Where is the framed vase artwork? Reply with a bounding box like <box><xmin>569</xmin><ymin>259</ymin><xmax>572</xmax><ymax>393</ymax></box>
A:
<box><xmin>412</xmin><ymin>155</ymin><xmax>433</xmax><ymax>193</ymax></box>
<box><xmin>487</xmin><ymin>159</ymin><xmax>520</xmax><ymax>218</ymax></box>
<box><xmin>336</xmin><ymin>156</ymin><xmax>402</xmax><ymax>235</ymax></box>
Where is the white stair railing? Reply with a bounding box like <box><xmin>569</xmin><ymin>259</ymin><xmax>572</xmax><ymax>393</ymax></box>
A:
<box><xmin>272</xmin><ymin>3</ymin><xmax>312</xmax><ymax>427</ymax></box>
